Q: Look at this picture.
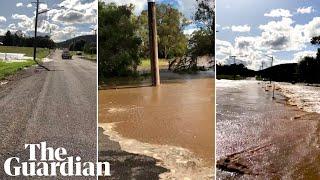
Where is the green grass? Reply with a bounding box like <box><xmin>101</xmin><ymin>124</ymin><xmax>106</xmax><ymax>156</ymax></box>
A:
<box><xmin>139</xmin><ymin>58</ymin><xmax>168</xmax><ymax>70</ymax></box>
<box><xmin>0</xmin><ymin>46</ymin><xmax>50</xmax><ymax>79</ymax></box>
<box><xmin>0</xmin><ymin>46</ymin><xmax>50</xmax><ymax>59</ymax></box>
<box><xmin>69</xmin><ymin>51</ymin><xmax>97</xmax><ymax>61</ymax></box>
<box><xmin>0</xmin><ymin>61</ymin><xmax>35</xmax><ymax>80</ymax></box>
<box><xmin>83</xmin><ymin>53</ymin><xmax>97</xmax><ymax>61</ymax></box>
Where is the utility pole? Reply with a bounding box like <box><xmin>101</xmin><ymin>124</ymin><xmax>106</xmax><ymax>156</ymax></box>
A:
<box><xmin>267</xmin><ymin>55</ymin><xmax>274</xmax><ymax>83</ymax></box>
<box><xmin>148</xmin><ymin>0</ymin><xmax>160</xmax><ymax>86</ymax></box>
<box><xmin>33</xmin><ymin>0</ymin><xmax>39</xmax><ymax>63</ymax></box>
<box><xmin>265</xmin><ymin>55</ymin><xmax>274</xmax><ymax>83</ymax></box>
<box><xmin>32</xmin><ymin>0</ymin><xmax>50</xmax><ymax>71</ymax></box>
<box><xmin>230</xmin><ymin>55</ymin><xmax>236</xmax><ymax>80</ymax></box>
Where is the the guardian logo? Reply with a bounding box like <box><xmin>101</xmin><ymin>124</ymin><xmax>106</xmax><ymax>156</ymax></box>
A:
<box><xmin>4</xmin><ymin>142</ymin><xmax>110</xmax><ymax>177</ymax></box>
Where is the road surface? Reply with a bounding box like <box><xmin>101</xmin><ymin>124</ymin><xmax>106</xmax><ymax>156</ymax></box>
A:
<box><xmin>0</xmin><ymin>50</ymin><xmax>97</xmax><ymax>178</ymax></box>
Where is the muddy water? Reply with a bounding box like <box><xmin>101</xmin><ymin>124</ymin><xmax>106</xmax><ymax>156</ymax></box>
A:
<box><xmin>99</xmin><ymin>78</ymin><xmax>214</xmax><ymax>170</ymax></box>
<box><xmin>216</xmin><ymin>80</ymin><xmax>320</xmax><ymax>179</ymax></box>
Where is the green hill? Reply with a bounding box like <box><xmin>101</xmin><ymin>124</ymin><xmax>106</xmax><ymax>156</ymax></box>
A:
<box><xmin>56</xmin><ymin>35</ymin><xmax>96</xmax><ymax>48</ymax></box>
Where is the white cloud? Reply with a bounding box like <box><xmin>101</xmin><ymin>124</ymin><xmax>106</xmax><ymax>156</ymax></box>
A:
<box><xmin>303</xmin><ymin>17</ymin><xmax>320</xmax><ymax>38</ymax></box>
<box><xmin>106</xmin><ymin>0</ymin><xmax>197</xmax><ymax>18</ymax></box>
<box><xmin>216</xmin><ymin>16</ymin><xmax>320</xmax><ymax>70</ymax></box>
<box><xmin>16</xmin><ymin>3</ymin><xmax>23</xmax><ymax>7</ymax></box>
<box><xmin>12</xmin><ymin>14</ymin><xmax>34</xmax><ymax>30</ymax></box>
<box><xmin>231</xmin><ymin>25</ymin><xmax>251</xmax><ymax>32</ymax></box>
<box><xmin>51</xmin><ymin>26</ymin><xmax>92</xmax><ymax>42</ymax></box>
<box><xmin>105</xmin><ymin>0</ymin><xmax>144</xmax><ymax>14</ymax></box>
<box><xmin>222</xmin><ymin>26</ymin><xmax>230</xmax><ymax>30</ymax></box>
<box><xmin>183</xmin><ymin>27</ymin><xmax>198</xmax><ymax>35</ymax></box>
<box><xmin>1</xmin><ymin>0</ymin><xmax>97</xmax><ymax>42</ymax></box>
<box><xmin>293</xmin><ymin>51</ymin><xmax>317</xmax><ymax>62</ymax></box>
<box><xmin>48</xmin><ymin>0</ymin><xmax>97</xmax><ymax>25</ymax></box>
<box><xmin>39</xmin><ymin>4</ymin><xmax>48</xmax><ymax>11</ymax></box>
<box><xmin>257</xmin><ymin>17</ymin><xmax>307</xmax><ymax>51</ymax></box>
<box><xmin>8</xmin><ymin>23</ymin><xmax>17</xmax><ymax>30</ymax></box>
<box><xmin>0</xmin><ymin>16</ymin><xmax>6</xmax><ymax>22</ymax></box>
<box><xmin>264</xmin><ymin>9</ymin><xmax>292</xmax><ymax>18</ymax></box>
<box><xmin>216</xmin><ymin>39</ymin><xmax>235</xmax><ymax>60</ymax></box>
<box><xmin>297</xmin><ymin>6</ymin><xmax>314</xmax><ymax>14</ymax></box>
<box><xmin>176</xmin><ymin>0</ymin><xmax>197</xmax><ymax>19</ymax></box>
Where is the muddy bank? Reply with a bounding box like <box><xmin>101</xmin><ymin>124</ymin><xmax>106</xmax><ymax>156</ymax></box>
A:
<box><xmin>216</xmin><ymin>80</ymin><xmax>320</xmax><ymax>179</ymax></box>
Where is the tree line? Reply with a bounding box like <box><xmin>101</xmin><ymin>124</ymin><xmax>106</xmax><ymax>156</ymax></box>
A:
<box><xmin>98</xmin><ymin>1</ymin><xmax>214</xmax><ymax>77</ymax></box>
<box><xmin>69</xmin><ymin>39</ymin><xmax>96</xmax><ymax>54</ymax></box>
<box><xmin>2</xmin><ymin>31</ymin><xmax>55</xmax><ymax>49</ymax></box>
<box><xmin>297</xmin><ymin>37</ymin><xmax>320</xmax><ymax>83</ymax></box>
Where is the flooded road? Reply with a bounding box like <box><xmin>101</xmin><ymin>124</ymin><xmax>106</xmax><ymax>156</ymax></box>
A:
<box><xmin>99</xmin><ymin>75</ymin><xmax>214</xmax><ymax>179</ymax></box>
<box><xmin>216</xmin><ymin>80</ymin><xmax>320</xmax><ymax>179</ymax></box>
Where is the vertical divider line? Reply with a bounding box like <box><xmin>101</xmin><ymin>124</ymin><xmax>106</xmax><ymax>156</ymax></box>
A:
<box><xmin>214</xmin><ymin>0</ymin><xmax>217</xmax><ymax>179</ymax></box>
<box><xmin>96</xmin><ymin>0</ymin><xmax>99</xmax><ymax>179</ymax></box>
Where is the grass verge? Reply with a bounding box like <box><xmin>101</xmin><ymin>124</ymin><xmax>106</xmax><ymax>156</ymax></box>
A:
<box><xmin>83</xmin><ymin>53</ymin><xmax>97</xmax><ymax>61</ymax></box>
<box><xmin>0</xmin><ymin>61</ymin><xmax>35</xmax><ymax>80</ymax></box>
<box><xmin>139</xmin><ymin>58</ymin><xmax>168</xmax><ymax>70</ymax></box>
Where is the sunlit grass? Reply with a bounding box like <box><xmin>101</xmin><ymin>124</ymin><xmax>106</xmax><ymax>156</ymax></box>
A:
<box><xmin>139</xmin><ymin>58</ymin><xmax>168</xmax><ymax>70</ymax></box>
<box><xmin>0</xmin><ymin>61</ymin><xmax>35</xmax><ymax>80</ymax></box>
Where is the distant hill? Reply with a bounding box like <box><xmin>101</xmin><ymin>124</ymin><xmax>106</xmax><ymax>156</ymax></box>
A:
<box><xmin>259</xmin><ymin>63</ymin><xmax>298</xmax><ymax>82</ymax></box>
<box><xmin>56</xmin><ymin>35</ymin><xmax>96</xmax><ymax>48</ymax></box>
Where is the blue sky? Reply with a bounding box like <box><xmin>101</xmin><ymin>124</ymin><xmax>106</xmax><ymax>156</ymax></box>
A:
<box><xmin>106</xmin><ymin>0</ymin><xmax>199</xmax><ymax>35</ymax></box>
<box><xmin>217</xmin><ymin>0</ymin><xmax>320</xmax><ymax>70</ymax></box>
<box><xmin>0</xmin><ymin>0</ymin><xmax>97</xmax><ymax>42</ymax></box>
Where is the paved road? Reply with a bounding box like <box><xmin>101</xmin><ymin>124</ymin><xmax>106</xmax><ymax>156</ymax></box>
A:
<box><xmin>0</xmin><ymin>50</ymin><xmax>97</xmax><ymax>178</ymax></box>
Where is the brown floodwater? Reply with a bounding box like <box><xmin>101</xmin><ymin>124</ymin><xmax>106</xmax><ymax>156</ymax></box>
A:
<box><xmin>99</xmin><ymin>77</ymin><xmax>214</xmax><ymax>166</ymax></box>
<box><xmin>216</xmin><ymin>80</ymin><xmax>320</xmax><ymax>179</ymax></box>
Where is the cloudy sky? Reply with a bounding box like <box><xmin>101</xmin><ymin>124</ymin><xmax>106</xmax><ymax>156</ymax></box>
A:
<box><xmin>0</xmin><ymin>0</ymin><xmax>97</xmax><ymax>42</ymax></box>
<box><xmin>217</xmin><ymin>0</ymin><xmax>320</xmax><ymax>70</ymax></box>
<box><xmin>105</xmin><ymin>0</ymin><xmax>199</xmax><ymax>35</ymax></box>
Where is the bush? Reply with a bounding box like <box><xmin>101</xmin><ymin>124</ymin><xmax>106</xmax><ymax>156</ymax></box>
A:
<box><xmin>98</xmin><ymin>2</ymin><xmax>141</xmax><ymax>77</ymax></box>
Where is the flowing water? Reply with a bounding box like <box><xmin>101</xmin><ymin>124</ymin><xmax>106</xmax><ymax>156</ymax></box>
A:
<box><xmin>277</xmin><ymin>82</ymin><xmax>320</xmax><ymax>113</ymax></box>
<box><xmin>99</xmin><ymin>74</ymin><xmax>214</xmax><ymax>179</ymax></box>
<box><xmin>216</xmin><ymin>80</ymin><xmax>320</xmax><ymax>179</ymax></box>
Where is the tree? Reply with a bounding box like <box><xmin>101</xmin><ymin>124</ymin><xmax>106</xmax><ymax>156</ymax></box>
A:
<box><xmin>189</xmin><ymin>30</ymin><xmax>212</xmax><ymax>57</ymax></box>
<box><xmin>190</xmin><ymin>0</ymin><xmax>215</xmax><ymax>57</ymax></box>
<box><xmin>69</xmin><ymin>39</ymin><xmax>86</xmax><ymax>51</ymax></box>
<box><xmin>311</xmin><ymin>36</ymin><xmax>320</xmax><ymax>45</ymax></box>
<box><xmin>195</xmin><ymin>0</ymin><xmax>214</xmax><ymax>33</ymax></box>
<box><xmin>84</xmin><ymin>42</ymin><xmax>96</xmax><ymax>54</ymax></box>
<box><xmin>137</xmin><ymin>4</ymin><xmax>188</xmax><ymax>59</ymax></box>
<box><xmin>298</xmin><ymin>55</ymin><xmax>320</xmax><ymax>83</ymax></box>
<box><xmin>296</xmin><ymin>37</ymin><xmax>320</xmax><ymax>83</ymax></box>
<box><xmin>98</xmin><ymin>2</ymin><xmax>141</xmax><ymax>77</ymax></box>
<box><xmin>2</xmin><ymin>30</ymin><xmax>54</xmax><ymax>48</ymax></box>
<box><xmin>3</xmin><ymin>31</ymin><xmax>13</xmax><ymax>46</ymax></box>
